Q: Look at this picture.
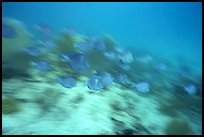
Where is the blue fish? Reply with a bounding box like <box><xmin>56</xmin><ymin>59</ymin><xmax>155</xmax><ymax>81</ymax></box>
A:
<box><xmin>35</xmin><ymin>24</ymin><xmax>54</xmax><ymax>36</ymax></box>
<box><xmin>38</xmin><ymin>39</ymin><xmax>57</xmax><ymax>49</ymax></box>
<box><xmin>69</xmin><ymin>54</ymin><xmax>90</xmax><ymax>71</ymax></box>
<box><xmin>2</xmin><ymin>23</ymin><xmax>17</xmax><ymax>38</ymax></box>
<box><xmin>114</xmin><ymin>74</ymin><xmax>128</xmax><ymax>85</ymax></box>
<box><xmin>135</xmin><ymin>82</ymin><xmax>150</xmax><ymax>93</ymax></box>
<box><xmin>100</xmin><ymin>74</ymin><xmax>113</xmax><ymax>87</ymax></box>
<box><xmin>22</xmin><ymin>46</ymin><xmax>41</xmax><ymax>57</ymax></box>
<box><xmin>129</xmin><ymin>82</ymin><xmax>138</xmax><ymax>89</ymax></box>
<box><xmin>74</xmin><ymin>42</ymin><xmax>92</xmax><ymax>52</ymax></box>
<box><xmin>87</xmin><ymin>37</ymin><xmax>106</xmax><ymax>51</ymax></box>
<box><xmin>118</xmin><ymin>60</ymin><xmax>131</xmax><ymax>70</ymax></box>
<box><xmin>87</xmin><ymin>75</ymin><xmax>104</xmax><ymax>90</ymax></box>
<box><xmin>60</xmin><ymin>51</ymin><xmax>90</xmax><ymax>71</ymax></box>
<box><xmin>119</xmin><ymin>51</ymin><xmax>134</xmax><ymax>64</ymax></box>
<box><xmin>184</xmin><ymin>84</ymin><xmax>197</xmax><ymax>95</ymax></box>
<box><xmin>103</xmin><ymin>51</ymin><xmax>117</xmax><ymax>60</ymax></box>
<box><xmin>95</xmin><ymin>71</ymin><xmax>113</xmax><ymax>87</ymax></box>
<box><xmin>155</xmin><ymin>63</ymin><xmax>167</xmax><ymax>72</ymax></box>
<box><xmin>56</xmin><ymin>76</ymin><xmax>76</xmax><ymax>88</ymax></box>
<box><xmin>93</xmin><ymin>39</ymin><xmax>106</xmax><ymax>51</ymax></box>
<box><xmin>30</xmin><ymin>60</ymin><xmax>51</xmax><ymax>72</ymax></box>
<box><xmin>59</xmin><ymin>53</ymin><xmax>71</xmax><ymax>62</ymax></box>
<box><xmin>65</xmin><ymin>28</ymin><xmax>77</xmax><ymax>36</ymax></box>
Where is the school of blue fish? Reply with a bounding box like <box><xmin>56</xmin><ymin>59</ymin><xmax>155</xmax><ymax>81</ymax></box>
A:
<box><xmin>2</xmin><ymin>23</ymin><xmax>199</xmax><ymax>95</ymax></box>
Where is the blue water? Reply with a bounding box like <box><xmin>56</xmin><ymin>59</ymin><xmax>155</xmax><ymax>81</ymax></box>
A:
<box><xmin>2</xmin><ymin>2</ymin><xmax>202</xmax><ymax>135</ymax></box>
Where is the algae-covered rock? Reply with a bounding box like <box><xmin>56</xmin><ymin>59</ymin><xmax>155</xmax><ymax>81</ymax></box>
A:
<box><xmin>87</xmin><ymin>50</ymin><xmax>118</xmax><ymax>71</ymax></box>
<box><xmin>2</xmin><ymin>97</ymin><xmax>21</xmax><ymax>114</ymax></box>
<box><xmin>159</xmin><ymin>94</ymin><xmax>202</xmax><ymax>117</ymax></box>
<box><xmin>55</xmin><ymin>31</ymin><xmax>75</xmax><ymax>52</ymax></box>
<box><xmin>2</xmin><ymin>18</ymin><xmax>35</xmax><ymax>62</ymax></box>
<box><xmin>55</xmin><ymin>30</ymin><xmax>88</xmax><ymax>52</ymax></box>
<box><xmin>102</xmin><ymin>33</ymin><xmax>118</xmax><ymax>51</ymax></box>
<box><xmin>165</xmin><ymin>119</ymin><xmax>194</xmax><ymax>135</ymax></box>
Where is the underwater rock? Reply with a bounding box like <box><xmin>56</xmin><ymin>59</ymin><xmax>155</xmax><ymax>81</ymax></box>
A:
<box><xmin>56</xmin><ymin>76</ymin><xmax>76</xmax><ymax>88</ymax></box>
<box><xmin>55</xmin><ymin>32</ymin><xmax>75</xmax><ymax>52</ymax></box>
<box><xmin>35</xmin><ymin>89</ymin><xmax>62</xmax><ymax>112</ymax></box>
<box><xmin>2</xmin><ymin>97</ymin><xmax>21</xmax><ymax>114</ymax></box>
<box><xmin>121</xmin><ymin>128</ymin><xmax>135</xmax><ymax>135</ymax></box>
<box><xmin>165</xmin><ymin>119</ymin><xmax>194</xmax><ymax>135</ymax></box>
<box><xmin>2</xmin><ymin>64</ymin><xmax>31</xmax><ymax>79</ymax></box>
<box><xmin>102</xmin><ymin>34</ymin><xmax>118</xmax><ymax>50</ymax></box>
<box><xmin>87</xmin><ymin>49</ymin><xmax>117</xmax><ymax>71</ymax></box>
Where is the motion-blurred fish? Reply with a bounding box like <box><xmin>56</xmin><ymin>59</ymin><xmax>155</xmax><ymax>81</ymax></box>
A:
<box><xmin>95</xmin><ymin>71</ymin><xmax>113</xmax><ymax>87</ymax></box>
<box><xmin>38</xmin><ymin>39</ymin><xmax>57</xmax><ymax>49</ymax></box>
<box><xmin>155</xmin><ymin>63</ymin><xmax>167</xmax><ymax>72</ymax></box>
<box><xmin>115</xmin><ymin>47</ymin><xmax>125</xmax><ymax>54</ymax></box>
<box><xmin>100</xmin><ymin>74</ymin><xmax>113</xmax><ymax>87</ymax></box>
<box><xmin>59</xmin><ymin>51</ymin><xmax>90</xmax><ymax>71</ymax></box>
<box><xmin>87</xmin><ymin>75</ymin><xmax>104</xmax><ymax>90</ymax></box>
<box><xmin>74</xmin><ymin>41</ymin><xmax>92</xmax><ymax>52</ymax></box>
<box><xmin>136</xmin><ymin>54</ymin><xmax>153</xmax><ymax>64</ymax></box>
<box><xmin>2</xmin><ymin>23</ymin><xmax>17</xmax><ymax>38</ymax></box>
<box><xmin>183</xmin><ymin>84</ymin><xmax>197</xmax><ymax>95</ymax></box>
<box><xmin>114</xmin><ymin>74</ymin><xmax>128</xmax><ymax>85</ymax></box>
<box><xmin>119</xmin><ymin>51</ymin><xmax>134</xmax><ymax>64</ymax></box>
<box><xmin>65</xmin><ymin>28</ymin><xmax>77</xmax><ymax>36</ymax></box>
<box><xmin>93</xmin><ymin>39</ymin><xmax>106</xmax><ymax>51</ymax></box>
<box><xmin>87</xmin><ymin>36</ymin><xmax>106</xmax><ymax>51</ymax></box>
<box><xmin>118</xmin><ymin>60</ymin><xmax>131</xmax><ymax>70</ymax></box>
<box><xmin>103</xmin><ymin>51</ymin><xmax>117</xmax><ymax>60</ymax></box>
<box><xmin>134</xmin><ymin>82</ymin><xmax>150</xmax><ymax>93</ymax></box>
<box><xmin>69</xmin><ymin>54</ymin><xmax>90</xmax><ymax>71</ymax></box>
<box><xmin>30</xmin><ymin>60</ymin><xmax>51</xmax><ymax>72</ymax></box>
<box><xmin>22</xmin><ymin>46</ymin><xmax>41</xmax><ymax>57</ymax></box>
<box><xmin>56</xmin><ymin>76</ymin><xmax>76</xmax><ymax>88</ymax></box>
<box><xmin>35</xmin><ymin>24</ymin><xmax>54</xmax><ymax>36</ymax></box>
